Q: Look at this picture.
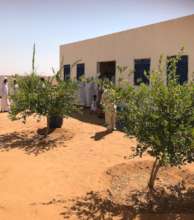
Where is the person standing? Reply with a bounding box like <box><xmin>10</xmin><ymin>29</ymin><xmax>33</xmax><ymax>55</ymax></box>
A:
<box><xmin>79</xmin><ymin>81</ymin><xmax>86</xmax><ymax>106</ymax></box>
<box><xmin>90</xmin><ymin>95</ymin><xmax>97</xmax><ymax>113</ymax></box>
<box><xmin>95</xmin><ymin>84</ymin><xmax>104</xmax><ymax>118</ymax></box>
<box><xmin>13</xmin><ymin>79</ymin><xmax>19</xmax><ymax>95</ymax></box>
<box><xmin>85</xmin><ymin>79</ymin><xmax>93</xmax><ymax>107</ymax></box>
<box><xmin>101</xmin><ymin>87</ymin><xmax>117</xmax><ymax>131</ymax></box>
<box><xmin>1</xmin><ymin>78</ymin><xmax>10</xmax><ymax>112</ymax></box>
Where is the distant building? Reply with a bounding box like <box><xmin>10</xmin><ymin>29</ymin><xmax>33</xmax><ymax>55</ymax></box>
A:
<box><xmin>60</xmin><ymin>14</ymin><xmax>194</xmax><ymax>85</ymax></box>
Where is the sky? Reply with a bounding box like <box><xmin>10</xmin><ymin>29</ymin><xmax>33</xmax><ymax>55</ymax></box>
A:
<box><xmin>0</xmin><ymin>0</ymin><xmax>194</xmax><ymax>75</ymax></box>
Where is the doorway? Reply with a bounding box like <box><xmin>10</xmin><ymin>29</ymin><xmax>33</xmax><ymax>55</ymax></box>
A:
<box><xmin>97</xmin><ymin>61</ymin><xmax>116</xmax><ymax>83</ymax></box>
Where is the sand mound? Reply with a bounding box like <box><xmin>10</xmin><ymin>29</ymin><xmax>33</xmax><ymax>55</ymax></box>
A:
<box><xmin>105</xmin><ymin>160</ymin><xmax>194</xmax><ymax>213</ymax></box>
<box><xmin>0</xmin><ymin>127</ymin><xmax>74</xmax><ymax>155</ymax></box>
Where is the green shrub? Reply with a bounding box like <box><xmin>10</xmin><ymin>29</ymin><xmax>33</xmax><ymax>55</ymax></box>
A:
<box><xmin>9</xmin><ymin>74</ymin><xmax>78</xmax><ymax>123</ymax></box>
<box><xmin>9</xmin><ymin>45</ymin><xmax>78</xmax><ymax>129</ymax></box>
<box><xmin>119</xmin><ymin>51</ymin><xmax>194</xmax><ymax>190</ymax></box>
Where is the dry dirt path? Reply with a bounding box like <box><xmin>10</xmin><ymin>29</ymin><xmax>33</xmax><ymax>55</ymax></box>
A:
<box><xmin>0</xmin><ymin>113</ymin><xmax>134</xmax><ymax>220</ymax></box>
<box><xmin>0</xmin><ymin>113</ymin><xmax>194</xmax><ymax>220</ymax></box>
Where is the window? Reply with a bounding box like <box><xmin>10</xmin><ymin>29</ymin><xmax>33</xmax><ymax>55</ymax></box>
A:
<box><xmin>77</xmin><ymin>63</ymin><xmax>85</xmax><ymax>80</ymax></box>
<box><xmin>134</xmin><ymin>59</ymin><xmax>150</xmax><ymax>85</ymax></box>
<box><xmin>167</xmin><ymin>55</ymin><xmax>188</xmax><ymax>84</ymax></box>
<box><xmin>64</xmin><ymin>64</ymin><xmax>70</xmax><ymax>80</ymax></box>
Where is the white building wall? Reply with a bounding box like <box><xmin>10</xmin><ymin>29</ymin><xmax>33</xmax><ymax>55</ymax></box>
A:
<box><xmin>60</xmin><ymin>14</ymin><xmax>194</xmax><ymax>84</ymax></box>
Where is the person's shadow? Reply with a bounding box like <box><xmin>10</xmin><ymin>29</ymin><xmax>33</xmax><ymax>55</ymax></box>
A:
<box><xmin>91</xmin><ymin>129</ymin><xmax>112</xmax><ymax>141</ymax></box>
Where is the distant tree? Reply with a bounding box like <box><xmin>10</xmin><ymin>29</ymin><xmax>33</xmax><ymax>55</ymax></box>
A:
<box><xmin>119</xmin><ymin>50</ymin><xmax>194</xmax><ymax>190</ymax></box>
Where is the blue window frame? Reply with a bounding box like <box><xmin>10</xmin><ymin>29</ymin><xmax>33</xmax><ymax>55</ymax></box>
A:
<box><xmin>77</xmin><ymin>63</ymin><xmax>85</xmax><ymax>80</ymax></box>
<box><xmin>134</xmin><ymin>59</ymin><xmax>150</xmax><ymax>85</ymax></box>
<box><xmin>167</xmin><ymin>55</ymin><xmax>188</xmax><ymax>84</ymax></box>
<box><xmin>64</xmin><ymin>64</ymin><xmax>70</xmax><ymax>80</ymax></box>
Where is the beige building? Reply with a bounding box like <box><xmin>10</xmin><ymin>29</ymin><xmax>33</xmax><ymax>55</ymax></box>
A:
<box><xmin>60</xmin><ymin>14</ymin><xmax>194</xmax><ymax>85</ymax></box>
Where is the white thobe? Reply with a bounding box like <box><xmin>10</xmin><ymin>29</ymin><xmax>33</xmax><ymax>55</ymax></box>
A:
<box><xmin>85</xmin><ymin>82</ymin><xmax>93</xmax><ymax>107</ymax></box>
<box><xmin>1</xmin><ymin>83</ymin><xmax>10</xmax><ymax>112</ymax></box>
<box><xmin>79</xmin><ymin>82</ymin><xmax>86</xmax><ymax>106</ymax></box>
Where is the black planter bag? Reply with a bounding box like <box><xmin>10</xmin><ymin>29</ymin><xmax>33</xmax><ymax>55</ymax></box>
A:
<box><xmin>47</xmin><ymin>115</ymin><xmax>63</xmax><ymax>129</ymax></box>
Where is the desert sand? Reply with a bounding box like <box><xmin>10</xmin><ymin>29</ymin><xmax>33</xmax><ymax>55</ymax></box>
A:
<box><xmin>0</xmin><ymin>112</ymin><xmax>194</xmax><ymax>220</ymax></box>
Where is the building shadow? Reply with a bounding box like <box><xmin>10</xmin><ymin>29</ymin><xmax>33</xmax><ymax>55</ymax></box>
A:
<box><xmin>0</xmin><ymin>128</ymin><xmax>71</xmax><ymax>156</ymax></box>
<box><xmin>71</xmin><ymin>108</ymin><xmax>104</xmax><ymax>126</ymax></box>
<box><xmin>91</xmin><ymin>129</ymin><xmax>112</xmax><ymax>141</ymax></box>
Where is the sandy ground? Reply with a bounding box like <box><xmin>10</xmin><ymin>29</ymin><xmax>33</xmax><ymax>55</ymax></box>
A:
<box><xmin>0</xmin><ymin>112</ymin><xmax>194</xmax><ymax>220</ymax></box>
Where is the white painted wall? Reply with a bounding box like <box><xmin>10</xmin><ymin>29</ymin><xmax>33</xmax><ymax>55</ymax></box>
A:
<box><xmin>60</xmin><ymin>14</ymin><xmax>194</xmax><ymax>85</ymax></box>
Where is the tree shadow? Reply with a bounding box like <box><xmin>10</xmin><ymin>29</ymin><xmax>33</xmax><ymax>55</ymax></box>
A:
<box><xmin>91</xmin><ymin>129</ymin><xmax>113</xmax><ymax>141</ymax></box>
<box><xmin>60</xmin><ymin>191</ymin><xmax>134</xmax><ymax>220</ymax></box>
<box><xmin>0</xmin><ymin>128</ymin><xmax>71</xmax><ymax>156</ymax></box>
<box><xmin>136</xmin><ymin>183</ymin><xmax>194</xmax><ymax>214</ymax></box>
<box><xmin>61</xmin><ymin>184</ymin><xmax>194</xmax><ymax>220</ymax></box>
<box><xmin>127</xmin><ymin>183</ymin><xmax>194</xmax><ymax>219</ymax></box>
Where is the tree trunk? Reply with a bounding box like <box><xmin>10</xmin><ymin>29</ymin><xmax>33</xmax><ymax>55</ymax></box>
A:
<box><xmin>47</xmin><ymin>115</ymin><xmax>63</xmax><ymax>130</ymax></box>
<box><xmin>148</xmin><ymin>158</ymin><xmax>160</xmax><ymax>191</ymax></box>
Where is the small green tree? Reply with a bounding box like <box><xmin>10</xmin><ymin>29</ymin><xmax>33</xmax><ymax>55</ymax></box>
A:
<box><xmin>119</xmin><ymin>51</ymin><xmax>194</xmax><ymax>190</ymax></box>
<box><xmin>9</xmin><ymin>45</ymin><xmax>78</xmax><ymax>130</ymax></box>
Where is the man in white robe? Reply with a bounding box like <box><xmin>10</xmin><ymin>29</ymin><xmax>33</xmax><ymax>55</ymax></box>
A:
<box><xmin>85</xmin><ymin>81</ymin><xmax>92</xmax><ymax>107</ymax></box>
<box><xmin>79</xmin><ymin>81</ymin><xmax>86</xmax><ymax>106</ymax></box>
<box><xmin>1</xmin><ymin>78</ymin><xmax>10</xmax><ymax>112</ymax></box>
<box><xmin>13</xmin><ymin>79</ymin><xmax>19</xmax><ymax>95</ymax></box>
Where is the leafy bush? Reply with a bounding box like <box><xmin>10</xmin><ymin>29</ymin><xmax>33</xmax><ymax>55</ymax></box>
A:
<box><xmin>119</xmin><ymin>51</ymin><xmax>194</xmax><ymax>190</ymax></box>
<box><xmin>9</xmin><ymin>45</ymin><xmax>78</xmax><ymax>129</ymax></box>
<box><xmin>10</xmin><ymin>73</ymin><xmax>78</xmax><ymax>123</ymax></box>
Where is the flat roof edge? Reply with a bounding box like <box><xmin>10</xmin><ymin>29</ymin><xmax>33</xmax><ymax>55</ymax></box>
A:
<box><xmin>60</xmin><ymin>13</ymin><xmax>194</xmax><ymax>48</ymax></box>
